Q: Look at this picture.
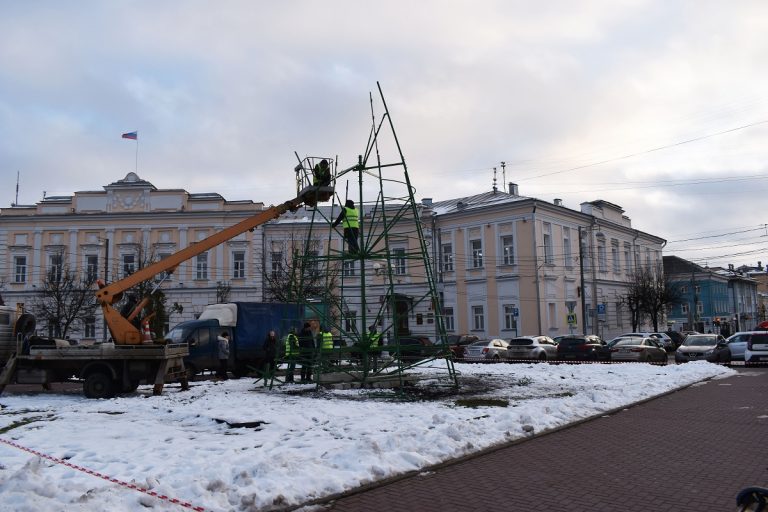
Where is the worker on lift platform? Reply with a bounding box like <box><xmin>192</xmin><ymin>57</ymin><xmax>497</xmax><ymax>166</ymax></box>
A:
<box><xmin>313</xmin><ymin>159</ymin><xmax>331</xmax><ymax>187</ymax></box>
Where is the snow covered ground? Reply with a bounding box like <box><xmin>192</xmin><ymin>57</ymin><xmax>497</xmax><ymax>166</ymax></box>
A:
<box><xmin>0</xmin><ymin>361</ymin><xmax>734</xmax><ymax>511</ymax></box>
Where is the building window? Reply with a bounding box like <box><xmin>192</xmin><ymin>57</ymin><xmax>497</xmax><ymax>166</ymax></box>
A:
<box><xmin>48</xmin><ymin>253</ymin><xmax>63</xmax><ymax>282</ymax></box>
<box><xmin>501</xmin><ymin>235</ymin><xmax>515</xmax><ymax>265</ymax></box>
<box><xmin>615</xmin><ymin>301</ymin><xmax>623</xmax><ymax>328</ymax></box>
<box><xmin>611</xmin><ymin>241</ymin><xmax>620</xmax><ymax>273</ymax></box>
<box><xmin>694</xmin><ymin>285</ymin><xmax>701</xmax><ymax>294</ymax></box>
<box><xmin>196</xmin><ymin>253</ymin><xmax>208</xmax><ymax>280</ymax></box>
<box><xmin>680</xmin><ymin>285</ymin><xmax>688</xmax><ymax>294</ymax></box>
<box><xmin>442</xmin><ymin>243</ymin><xmax>453</xmax><ymax>272</ymax></box>
<box><xmin>563</xmin><ymin>227</ymin><xmax>572</xmax><ymax>268</ymax></box>
<box><xmin>543</xmin><ymin>223</ymin><xmax>553</xmax><ymax>264</ymax></box>
<box><xmin>503</xmin><ymin>304</ymin><xmax>518</xmax><ymax>330</ymax></box>
<box><xmin>548</xmin><ymin>303</ymin><xmax>557</xmax><ymax>328</ymax></box>
<box><xmin>597</xmin><ymin>238</ymin><xmax>607</xmax><ymax>272</ymax></box>
<box><xmin>682</xmin><ymin>303</ymin><xmax>689</xmax><ymax>315</ymax></box>
<box><xmin>471</xmin><ymin>239</ymin><xmax>483</xmax><ymax>268</ymax></box>
<box><xmin>306</xmin><ymin>250</ymin><xmax>319</xmax><ymax>274</ymax></box>
<box><xmin>472</xmin><ymin>305</ymin><xmax>484</xmax><ymax>331</ymax></box>
<box><xmin>14</xmin><ymin>256</ymin><xmax>27</xmax><ymax>283</ymax></box>
<box><xmin>343</xmin><ymin>260</ymin><xmax>355</xmax><ymax>276</ymax></box>
<box><xmin>443</xmin><ymin>307</ymin><xmax>455</xmax><ymax>331</ymax></box>
<box><xmin>85</xmin><ymin>255</ymin><xmax>99</xmax><ymax>282</ymax></box>
<box><xmin>84</xmin><ymin>317</ymin><xmax>96</xmax><ymax>338</ymax></box>
<box><xmin>344</xmin><ymin>311</ymin><xmax>357</xmax><ymax>332</ymax></box>
<box><xmin>393</xmin><ymin>248</ymin><xmax>406</xmax><ymax>275</ymax></box>
<box><xmin>232</xmin><ymin>251</ymin><xmax>245</xmax><ymax>279</ymax></box>
<box><xmin>624</xmin><ymin>243</ymin><xmax>632</xmax><ymax>274</ymax></box>
<box><xmin>121</xmin><ymin>253</ymin><xmax>135</xmax><ymax>278</ymax></box>
<box><xmin>696</xmin><ymin>302</ymin><xmax>703</xmax><ymax>315</ymax></box>
<box><xmin>271</xmin><ymin>251</ymin><xmax>283</xmax><ymax>278</ymax></box>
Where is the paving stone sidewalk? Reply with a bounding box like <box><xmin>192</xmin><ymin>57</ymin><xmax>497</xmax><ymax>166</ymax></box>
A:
<box><xmin>321</xmin><ymin>367</ymin><xmax>768</xmax><ymax>512</ymax></box>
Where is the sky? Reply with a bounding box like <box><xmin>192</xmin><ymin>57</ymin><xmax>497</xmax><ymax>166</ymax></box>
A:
<box><xmin>0</xmin><ymin>361</ymin><xmax>733</xmax><ymax>511</ymax></box>
<box><xmin>2</xmin><ymin>1</ymin><xmax>768</xmax><ymax>268</ymax></box>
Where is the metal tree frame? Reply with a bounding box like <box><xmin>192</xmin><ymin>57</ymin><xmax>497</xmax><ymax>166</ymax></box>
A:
<box><xmin>283</xmin><ymin>83</ymin><xmax>458</xmax><ymax>390</ymax></box>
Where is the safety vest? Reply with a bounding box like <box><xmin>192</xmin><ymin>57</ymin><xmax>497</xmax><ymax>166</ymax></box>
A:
<box><xmin>321</xmin><ymin>331</ymin><xmax>333</xmax><ymax>350</ymax></box>
<box><xmin>370</xmin><ymin>332</ymin><xmax>381</xmax><ymax>348</ymax></box>
<box><xmin>285</xmin><ymin>333</ymin><xmax>298</xmax><ymax>356</ymax></box>
<box><xmin>342</xmin><ymin>207</ymin><xmax>359</xmax><ymax>229</ymax></box>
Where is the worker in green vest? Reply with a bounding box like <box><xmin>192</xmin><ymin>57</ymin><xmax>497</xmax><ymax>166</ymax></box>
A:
<box><xmin>284</xmin><ymin>328</ymin><xmax>299</xmax><ymax>383</ymax></box>
<box><xmin>332</xmin><ymin>199</ymin><xmax>360</xmax><ymax>254</ymax></box>
<box><xmin>321</xmin><ymin>327</ymin><xmax>334</xmax><ymax>351</ymax></box>
<box><xmin>368</xmin><ymin>325</ymin><xmax>381</xmax><ymax>371</ymax></box>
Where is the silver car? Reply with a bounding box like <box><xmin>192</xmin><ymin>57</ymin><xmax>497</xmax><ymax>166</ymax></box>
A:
<box><xmin>726</xmin><ymin>332</ymin><xmax>766</xmax><ymax>361</ymax></box>
<box><xmin>464</xmin><ymin>339</ymin><xmax>510</xmax><ymax>361</ymax></box>
<box><xmin>609</xmin><ymin>337</ymin><xmax>667</xmax><ymax>363</ymax></box>
<box><xmin>506</xmin><ymin>336</ymin><xmax>558</xmax><ymax>361</ymax></box>
<box><xmin>675</xmin><ymin>334</ymin><xmax>730</xmax><ymax>363</ymax></box>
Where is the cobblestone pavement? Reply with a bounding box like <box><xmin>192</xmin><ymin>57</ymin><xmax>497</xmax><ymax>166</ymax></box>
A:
<box><xmin>320</xmin><ymin>367</ymin><xmax>768</xmax><ymax>512</ymax></box>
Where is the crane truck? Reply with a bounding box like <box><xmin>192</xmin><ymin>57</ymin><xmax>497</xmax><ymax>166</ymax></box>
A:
<box><xmin>0</xmin><ymin>161</ymin><xmax>336</xmax><ymax>398</ymax></box>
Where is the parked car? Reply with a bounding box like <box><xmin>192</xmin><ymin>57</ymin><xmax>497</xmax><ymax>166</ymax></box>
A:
<box><xmin>464</xmin><ymin>339</ymin><xmax>510</xmax><ymax>361</ymax></box>
<box><xmin>446</xmin><ymin>334</ymin><xmax>481</xmax><ymax>359</ymax></box>
<box><xmin>506</xmin><ymin>335</ymin><xmax>558</xmax><ymax>361</ymax></box>
<box><xmin>609</xmin><ymin>337</ymin><xmax>667</xmax><ymax>363</ymax></box>
<box><xmin>743</xmin><ymin>331</ymin><xmax>768</xmax><ymax>364</ymax></box>
<box><xmin>674</xmin><ymin>334</ymin><xmax>730</xmax><ymax>363</ymax></box>
<box><xmin>393</xmin><ymin>336</ymin><xmax>434</xmax><ymax>361</ymax></box>
<box><xmin>724</xmin><ymin>332</ymin><xmax>763</xmax><ymax>361</ymax></box>
<box><xmin>615</xmin><ymin>332</ymin><xmax>674</xmax><ymax>351</ymax></box>
<box><xmin>555</xmin><ymin>335</ymin><xmax>610</xmax><ymax>361</ymax></box>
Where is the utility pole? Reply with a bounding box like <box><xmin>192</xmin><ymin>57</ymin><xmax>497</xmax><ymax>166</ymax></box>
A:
<box><xmin>578</xmin><ymin>226</ymin><xmax>587</xmax><ymax>335</ymax></box>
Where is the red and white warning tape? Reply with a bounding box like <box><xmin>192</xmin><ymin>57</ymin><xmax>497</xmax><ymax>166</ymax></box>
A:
<box><xmin>0</xmin><ymin>437</ymin><xmax>206</xmax><ymax>511</ymax></box>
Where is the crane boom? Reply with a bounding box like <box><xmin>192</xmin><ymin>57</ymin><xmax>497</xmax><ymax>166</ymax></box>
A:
<box><xmin>96</xmin><ymin>189</ymin><xmax>331</xmax><ymax>345</ymax></box>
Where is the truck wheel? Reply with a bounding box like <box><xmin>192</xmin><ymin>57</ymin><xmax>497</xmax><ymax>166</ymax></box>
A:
<box><xmin>84</xmin><ymin>372</ymin><xmax>115</xmax><ymax>399</ymax></box>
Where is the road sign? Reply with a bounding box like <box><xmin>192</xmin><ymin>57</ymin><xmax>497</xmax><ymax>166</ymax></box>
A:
<box><xmin>567</xmin><ymin>313</ymin><xmax>577</xmax><ymax>325</ymax></box>
<box><xmin>565</xmin><ymin>301</ymin><xmax>577</xmax><ymax>313</ymax></box>
<box><xmin>512</xmin><ymin>307</ymin><xmax>519</xmax><ymax>317</ymax></box>
<box><xmin>597</xmin><ymin>303</ymin><xmax>606</xmax><ymax>315</ymax></box>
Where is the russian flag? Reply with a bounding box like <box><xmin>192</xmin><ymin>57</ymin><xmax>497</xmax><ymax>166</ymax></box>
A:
<box><xmin>121</xmin><ymin>131</ymin><xmax>138</xmax><ymax>140</ymax></box>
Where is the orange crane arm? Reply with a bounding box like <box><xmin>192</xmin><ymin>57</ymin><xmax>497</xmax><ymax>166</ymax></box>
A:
<box><xmin>96</xmin><ymin>195</ymin><xmax>309</xmax><ymax>344</ymax></box>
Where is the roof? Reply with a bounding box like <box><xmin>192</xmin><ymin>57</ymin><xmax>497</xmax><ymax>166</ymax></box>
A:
<box><xmin>430</xmin><ymin>190</ymin><xmax>528</xmax><ymax>215</ymax></box>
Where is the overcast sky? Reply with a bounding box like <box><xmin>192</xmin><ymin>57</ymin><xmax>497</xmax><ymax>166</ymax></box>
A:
<box><xmin>2</xmin><ymin>1</ymin><xmax>767</xmax><ymax>268</ymax></box>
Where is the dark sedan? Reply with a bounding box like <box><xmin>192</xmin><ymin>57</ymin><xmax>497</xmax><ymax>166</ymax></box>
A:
<box><xmin>556</xmin><ymin>335</ymin><xmax>610</xmax><ymax>361</ymax></box>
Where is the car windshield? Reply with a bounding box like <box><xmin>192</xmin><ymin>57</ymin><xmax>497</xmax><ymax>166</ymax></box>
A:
<box><xmin>558</xmin><ymin>338</ymin><xmax>585</xmax><ymax>347</ymax></box>
<box><xmin>468</xmin><ymin>341</ymin><xmax>489</xmax><ymax>348</ymax></box>
<box><xmin>683</xmin><ymin>336</ymin><xmax>719</xmax><ymax>347</ymax></box>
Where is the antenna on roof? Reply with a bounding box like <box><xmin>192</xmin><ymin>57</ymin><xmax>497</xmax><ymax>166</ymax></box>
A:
<box><xmin>500</xmin><ymin>161</ymin><xmax>506</xmax><ymax>189</ymax></box>
<box><xmin>492</xmin><ymin>167</ymin><xmax>498</xmax><ymax>192</ymax></box>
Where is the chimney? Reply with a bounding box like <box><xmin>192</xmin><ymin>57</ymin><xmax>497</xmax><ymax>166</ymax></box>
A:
<box><xmin>508</xmin><ymin>182</ymin><xmax>518</xmax><ymax>196</ymax></box>
<box><xmin>758</xmin><ymin>260</ymin><xmax>762</xmax><ymax>270</ymax></box>
<box><xmin>554</xmin><ymin>198</ymin><xmax>563</xmax><ymax>206</ymax></box>
<box><xmin>422</xmin><ymin>198</ymin><xmax>433</xmax><ymax>207</ymax></box>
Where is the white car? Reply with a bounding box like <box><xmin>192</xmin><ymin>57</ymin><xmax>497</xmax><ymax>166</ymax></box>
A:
<box><xmin>506</xmin><ymin>335</ymin><xmax>558</xmax><ymax>361</ymax></box>
<box><xmin>743</xmin><ymin>331</ymin><xmax>768</xmax><ymax>364</ymax></box>
<box><xmin>614</xmin><ymin>332</ymin><xmax>674</xmax><ymax>351</ymax></box>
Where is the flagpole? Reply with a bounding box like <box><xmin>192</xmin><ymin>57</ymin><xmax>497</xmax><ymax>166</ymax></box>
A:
<box><xmin>135</xmin><ymin>136</ymin><xmax>139</xmax><ymax>173</ymax></box>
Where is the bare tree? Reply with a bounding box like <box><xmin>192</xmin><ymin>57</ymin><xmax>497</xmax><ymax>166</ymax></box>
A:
<box><xmin>263</xmin><ymin>238</ymin><xmax>341</xmax><ymax>306</ymax></box>
<box><xmin>619</xmin><ymin>266</ymin><xmax>684</xmax><ymax>332</ymax></box>
<box><xmin>32</xmin><ymin>266</ymin><xmax>98</xmax><ymax>339</ymax></box>
<box><xmin>216</xmin><ymin>281</ymin><xmax>232</xmax><ymax>303</ymax></box>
